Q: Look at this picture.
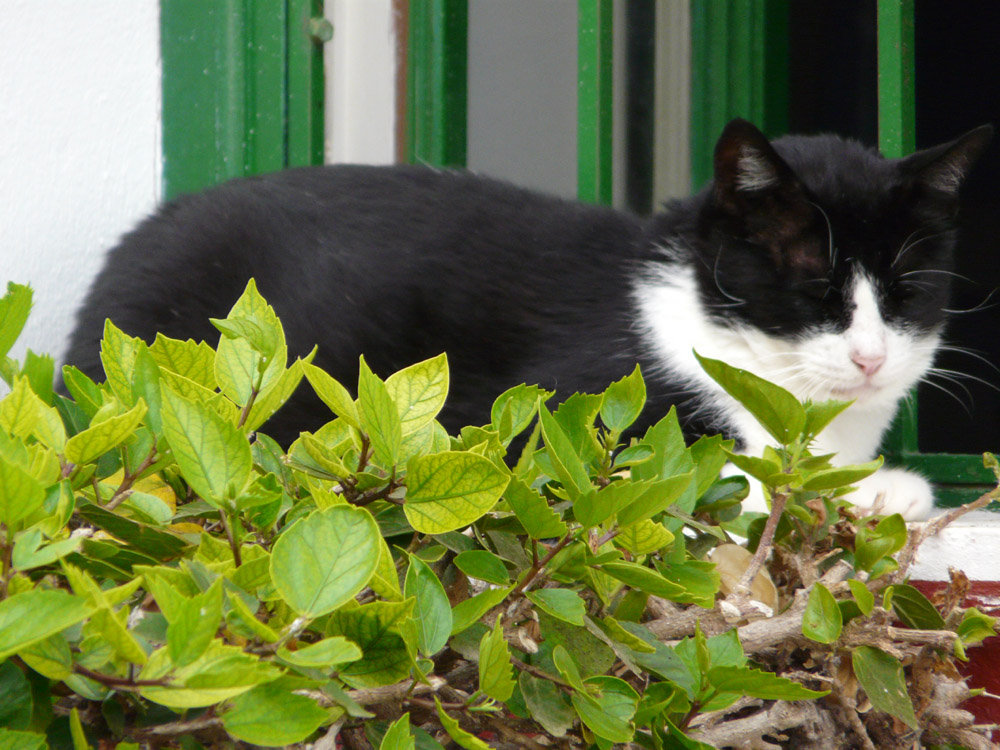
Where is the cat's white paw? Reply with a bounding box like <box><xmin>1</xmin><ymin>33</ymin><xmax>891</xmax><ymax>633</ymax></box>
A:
<box><xmin>844</xmin><ymin>467</ymin><xmax>934</xmax><ymax>520</ymax></box>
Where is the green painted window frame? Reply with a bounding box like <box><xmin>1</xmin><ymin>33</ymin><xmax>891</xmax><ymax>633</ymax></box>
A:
<box><xmin>160</xmin><ymin>0</ymin><xmax>326</xmax><ymax>200</ymax></box>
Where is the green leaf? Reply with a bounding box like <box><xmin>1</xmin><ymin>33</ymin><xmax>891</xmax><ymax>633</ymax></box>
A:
<box><xmin>160</xmin><ymin>384</ymin><xmax>251</xmax><ymax>507</ymax></box>
<box><xmin>149</xmin><ymin>333</ymin><xmax>217</xmax><ymax>389</ymax></box>
<box><xmin>100</xmin><ymin>320</ymin><xmax>139</xmax><ymax>404</ymax></box>
<box><xmin>478</xmin><ymin>620</ymin><xmax>515</xmax><ymax>702</ymax></box>
<box><xmin>139</xmin><ymin>641</ymin><xmax>282</xmax><ymax>709</ymax></box>
<box><xmin>600</xmin><ymin>364</ymin><xmax>646</xmax><ymax>433</ymax></box>
<box><xmin>270</xmin><ymin>505</ymin><xmax>380</xmax><ymax>617</ymax></box>
<box><xmin>64</xmin><ymin>401</ymin><xmax>147</xmax><ymax>465</ymax></box>
<box><xmin>491</xmin><ymin>384</ymin><xmax>551</xmax><ymax>445</ymax></box>
<box><xmin>245</xmin><ymin>354</ymin><xmax>313</xmax><ymax>434</ymax></box>
<box><xmin>0</xmin><ymin>455</ymin><xmax>45</xmax><ymax>530</ymax></box>
<box><xmin>304</xmin><ymin>362</ymin><xmax>360</xmax><ymax>428</ymax></box>
<box><xmin>403</xmin><ymin>451</ymin><xmax>509</xmax><ymax>534</ymax></box>
<box><xmin>695</xmin><ymin>352</ymin><xmax>806</xmax><ymax>445</ymax></box>
<box><xmin>278</xmin><ymin>636</ymin><xmax>362</xmax><ymax>668</ymax></box>
<box><xmin>167</xmin><ymin>578</ymin><xmax>223</xmax><ymax>666</ymax></box>
<box><xmin>405</xmin><ymin>555</ymin><xmax>453</xmax><ymax>656</ymax></box>
<box><xmin>69</xmin><ymin>708</ymin><xmax>88</xmax><ymax>750</ymax></box>
<box><xmin>454</xmin><ymin>550</ymin><xmax>509</xmax><ymax>585</ymax></box>
<box><xmin>213</xmin><ymin>280</ymin><xmax>286</xmax><ymax>404</ymax></box>
<box><xmin>327</xmin><ymin>600</ymin><xmax>416</xmax><ymax>688</ymax></box>
<box><xmin>0</xmin><ymin>590</ymin><xmax>93</xmax><ymax>661</ymax></box>
<box><xmin>572</xmin><ymin>676</ymin><xmax>638</xmax><ymax>743</ymax></box>
<box><xmin>849</xmin><ymin>579</ymin><xmax>875</xmax><ymax>616</ymax></box>
<box><xmin>450</xmin><ymin>586</ymin><xmax>513</xmax><ymax>635</ymax></box>
<box><xmin>358</xmin><ymin>356</ymin><xmax>402</xmax><ymax>467</ymax></box>
<box><xmin>551</xmin><ymin>645</ymin><xmax>587</xmax><ymax>692</ymax></box>
<box><xmin>18</xmin><ymin>633</ymin><xmax>72</xmax><ymax>680</ymax></box>
<box><xmin>802</xmin><ymin>583</ymin><xmax>843</xmax><ymax>644</ymax></box>
<box><xmin>599</xmin><ymin>561</ymin><xmax>687</xmax><ymax>600</ymax></box>
<box><xmin>504</xmin><ymin>477</ymin><xmax>566</xmax><ymax>540</ymax></box>
<box><xmin>435</xmin><ymin>698</ymin><xmax>490</xmax><ymax>750</ymax></box>
<box><xmin>802</xmin><ymin>457</ymin><xmax>883</xmax><ymax>491</ymax></box>
<box><xmin>222</xmin><ymin>683</ymin><xmax>327</xmax><ymax>746</ymax></box>
<box><xmin>706</xmin><ymin>665</ymin><xmax>828</xmax><ymax>699</ymax></box>
<box><xmin>0</xmin><ymin>729</ymin><xmax>47</xmax><ymax>750</ymax></box>
<box><xmin>855</xmin><ymin>514</ymin><xmax>907</xmax><ymax>573</ymax></box>
<box><xmin>0</xmin><ymin>660</ymin><xmax>32</xmax><ymax>730</ymax></box>
<box><xmin>723</xmin><ymin>450</ymin><xmax>782</xmax><ymax>484</ymax></box>
<box><xmin>0</xmin><ymin>377</ymin><xmax>65</xmax><ymax>451</ymax></box>
<box><xmin>379</xmin><ymin>714</ymin><xmax>416</xmax><ymax>750</ymax></box>
<box><xmin>519</xmin><ymin>673</ymin><xmax>574</xmax><ymax>737</ymax></box>
<box><xmin>957</xmin><ymin>607</ymin><xmax>997</xmax><ymax>646</ymax></box>
<box><xmin>11</xmin><ymin>528</ymin><xmax>82</xmax><ymax>571</ymax></box>
<box><xmin>616</xmin><ymin>472</ymin><xmax>694</xmax><ymax>527</ymax></box>
<box><xmin>654</xmin><ymin>560</ymin><xmax>720</xmax><ymax>608</ymax></box>
<box><xmin>802</xmin><ymin>399</ymin><xmax>853</xmax><ymax>439</ymax></box>
<box><xmin>616</xmin><ymin>519</ymin><xmax>675</xmax><ymax>555</ymax></box>
<box><xmin>385</xmin><ymin>353</ymin><xmax>449</xmax><ymax>435</ymax></box>
<box><xmin>0</xmin><ymin>282</ymin><xmax>32</xmax><ymax>360</ymax></box>
<box><xmin>526</xmin><ymin>589</ymin><xmax>586</xmax><ymax>626</ymax></box>
<box><xmin>538</xmin><ymin>403</ymin><xmax>591</xmax><ymax>497</ymax></box>
<box><xmin>889</xmin><ymin>584</ymin><xmax>946</xmax><ymax>630</ymax></box>
<box><xmin>61</xmin><ymin>366</ymin><xmax>103</xmax><ymax>418</ymax></box>
<box><xmin>851</xmin><ymin>646</ymin><xmax>919</xmax><ymax>729</ymax></box>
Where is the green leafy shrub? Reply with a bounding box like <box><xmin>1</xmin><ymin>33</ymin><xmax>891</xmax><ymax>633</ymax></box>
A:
<box><xmin>0</xmin><ymin>279</ymin><xmax>995</xmax><ymax>750</ymax></box>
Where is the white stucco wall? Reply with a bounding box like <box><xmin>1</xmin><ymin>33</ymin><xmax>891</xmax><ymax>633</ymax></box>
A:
<box><xmin>0</xmin><ymin>1</ymin><xmax>161</xmax><ymax>381</ymax></box>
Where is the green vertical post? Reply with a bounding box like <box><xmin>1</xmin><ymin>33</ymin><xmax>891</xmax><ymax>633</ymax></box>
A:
<box><xmin>288</xmin><ymin>0</ymin><xmax>329</xmax><ymax>167</ymax></box>
<box><xmin>877</xmin><ymin>0</ymin><xmax>919</xmax><ymax>458</ymax></box>
<box><xmin>577</xmin><ymin>0</ymin><xmax>613</xmax><ymax>205</ymax></box>
<box><xmin>161</xmin><ymin>0</ymin><xmax>326</xmax><ymax>200</ymax></box>
<box><xmin>689</xmin><ymin>0</ymin><xmax>789</xmax><ymax>190</ymax></box>
<box><xmin>407</xmin><ymin>0</ymin><xmax>468</xmax><ymax>167</ymax></box>
<box><xmin>877</xmin><ymin>0</ymin><xmax>916</xmax><ymax>159</ymax></box>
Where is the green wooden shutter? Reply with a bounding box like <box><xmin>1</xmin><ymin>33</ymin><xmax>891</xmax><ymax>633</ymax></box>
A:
<box><xmin>160</xmin><ymin>0</ymin><xmax>327</xmax><ymax>200</ymax></box>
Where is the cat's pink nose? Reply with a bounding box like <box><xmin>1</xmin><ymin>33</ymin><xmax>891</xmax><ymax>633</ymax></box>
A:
<box><xmin>851</xmin><ymin>351</ymin><xmax>885</xmax><ymax>376</ymax></box>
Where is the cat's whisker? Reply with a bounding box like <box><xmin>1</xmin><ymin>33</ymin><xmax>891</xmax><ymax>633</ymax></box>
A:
<box><xmin>919</xmin><ymin>375</ymin><xmax>974</xmax><ymax>416</ymax></box>
<box><xmin>891</xmin><ymin>228</ymin><xmax>949</xmax><ymax>268</ymax></box>
<box><xmin>927</xmin><ymin>367</ymin><xmax>1000</xmax><ymax>394</ymax></box>
<box><xmin>712</xmin><ymin>246</ymin><xmax>746</xmax><ymax>305</ymax></box>
<box><xmin>899</xmin><ymin>269</ymin><xmax>976</xmax><ymax>285</ymax></box>
<box><xmin>807</xmin><ymin>200</ymin><xmax>836</xmax><ymax>267</ymax></box>
<box><xmin>942</xmin><ymin>287</ymin><xmax>1000</xmax><ymax>315</ymax></box>
<box><xmin>935</xmin><ymin>344</ymin><xmax>1000</xmax><ymax>375</ymax></box>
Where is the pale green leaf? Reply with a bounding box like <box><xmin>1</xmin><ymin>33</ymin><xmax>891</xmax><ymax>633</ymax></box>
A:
<box><xmin>0</xmin><ymin>282</ymin><xmax>32</xmax><ymax>360</ymax></box>
<box><xmin>379</xmin><ymin>713</ymin><xmax>416</xmax><ymax>750</ymax></box>
<box><xmin>385</xmin><ymin>353</ymin><xmax>449</xmax><ymax>435</ymax></box>
<box><xmin>707</xmin><ymin>665</ymin><xmax>828</xmax><ymax>700</ymax></box>
<box><xmin>504</xmin><ymin>476</ymin><xmax>566</xmax><ymax>540</ymax></box>
<box><xmin>270</xmin><ymin>505</ymin><xmax>380</xmax><ymax>617</ymax></box>
<box><xmin>149</xmin><ymin>333</ymin><xmax>217</xmax><ymax>389</ymax></box>
<box><xmin>435</xmin><ymin>698</ymin><xmax>491</xmax><ymax>750</ymax></box>
<box><xmin>0</xmin><ymin>590</ymin><xmax>93</xmax><ymax>661</ymax></box>
<box><xmin>478</xmin><ymin>620</ymin><xmax>515</xmax><ymax>702</ymax></box>
<box><xmin>278</xmin><ymin>636</ymin><xmax>362</xmax><ymax>668</ymax></box>
<box><xmin>160</xmin><ymin>383</ymin><xmax>252</xmax><ymax>507</ymax></box>
<box><xmin>65</xmin><ymin>401</ymin><xmax>147</xmax><ymax>465</ymax></box>
<box><xmin>358</xmin><ymin>356</ymin><xmax>402</xmax><ymax>467</ymax></box>
<box><xmin>304</xmin><ymin>362</ymin><xmax>360</xmax><ymax>428</ymax></box>
<box><xmin>403</xmin><ymin>451</ymin><xmax>509</xmax><ymax>534</ymax></box>
<box><xmin>405</xmin><ymin>555</ymin><xmax>453</xmax><ymax>655</ymax></box>
<box><xmin>222</xmin><ymin>683</ymin><xmax>327</xmax><ymax>745</ymax></box>
<box><xmin>600</xmin><ymin>364</ymin><xmax>646</xmax><ymax>433</ymax></box>
<box><xmin>526</xmin><ymin>589</ymin><xmax>586</xmax><ymax>626</ymax></box>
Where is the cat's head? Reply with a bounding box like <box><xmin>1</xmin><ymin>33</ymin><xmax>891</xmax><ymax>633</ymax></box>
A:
<box><xmin>693</xmin><ymin>118</ymin><xmax>992</xmax><ymax>406</ymax></box>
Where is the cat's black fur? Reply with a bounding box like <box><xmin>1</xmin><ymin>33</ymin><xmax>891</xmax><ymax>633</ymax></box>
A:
<box><xmin>63</xmin><ymin>120</ymin><xmax>991</xmax><ymax>449</ymax></box>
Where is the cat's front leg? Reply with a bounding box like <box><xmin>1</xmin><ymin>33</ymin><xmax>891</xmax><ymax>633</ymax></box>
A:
<box><xmin>840</xmin><ymin>467</ymin><xmax>934</xmax><ymax>521</ymax></box>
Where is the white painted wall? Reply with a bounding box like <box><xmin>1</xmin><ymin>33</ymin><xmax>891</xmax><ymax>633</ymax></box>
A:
<box><xmin>0</xmin><ymin>1</ymin><xmax>161</xmax><ymax>382</ymax></box>
<box><xmin>325</xmin><ymin>0</ymin><xmax>397</xmax><ymax>165</ymax></box>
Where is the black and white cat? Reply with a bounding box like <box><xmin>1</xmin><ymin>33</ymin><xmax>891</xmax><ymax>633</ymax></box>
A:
<box><xmin>63</xmin><ymin>119</ymin><xmax>992</xmax><ymax>519</ymax></box>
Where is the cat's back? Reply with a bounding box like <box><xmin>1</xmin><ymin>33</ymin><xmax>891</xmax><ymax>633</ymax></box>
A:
<box><xmin>64</xmin><ymin>164</ymin><xmax>645</xmax><ymax>387</ymax></box>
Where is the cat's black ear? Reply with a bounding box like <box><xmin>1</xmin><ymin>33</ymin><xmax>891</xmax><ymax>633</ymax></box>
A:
<box><xmin>712</xmin><ymin>119</ymin><xmax>799</xmax><ymax>201</ymax></box>
<box><xmin>900</xmin><ymin>123</ymin><xmax>993</xmax><ymax>198</ymax></box>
